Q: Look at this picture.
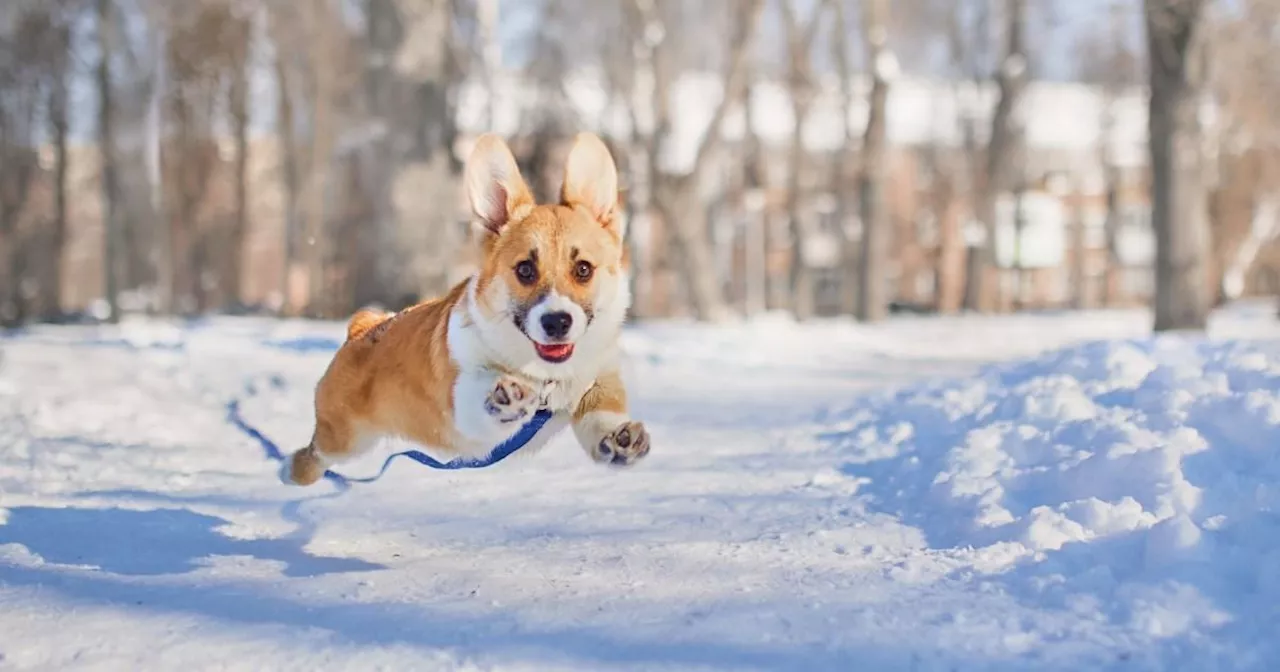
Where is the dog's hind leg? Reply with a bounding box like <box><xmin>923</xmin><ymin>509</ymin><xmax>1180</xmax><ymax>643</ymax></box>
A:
<box><xmin>281</xmin><ymin>414</ymin><xmax>374</xmax><ymax>486</ymax></box>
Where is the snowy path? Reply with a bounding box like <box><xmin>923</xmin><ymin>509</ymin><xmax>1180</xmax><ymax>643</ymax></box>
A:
<box><xmin>2</xmin><ymin>305</ymin><xmax>1279</xmax><ymax>671</ymax></box>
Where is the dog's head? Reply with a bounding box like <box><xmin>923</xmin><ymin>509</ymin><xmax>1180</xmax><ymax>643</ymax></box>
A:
<box><xmin>462</xmin><ymin>132</ymin><xmax>629</xmax><ymax>373</ymax></box>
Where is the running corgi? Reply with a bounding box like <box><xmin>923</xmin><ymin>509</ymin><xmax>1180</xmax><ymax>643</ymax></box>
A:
<box><xmin>281</xmin><ymin>132</ymin><xmax>649</xmax><ymax>486</ymax></box>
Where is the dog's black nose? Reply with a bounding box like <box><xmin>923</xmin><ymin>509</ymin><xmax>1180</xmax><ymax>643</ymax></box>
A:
<box><xmin>541</xmin><ymin>312</ymin><xmax>573</xmax><ymax>340</ymax></box>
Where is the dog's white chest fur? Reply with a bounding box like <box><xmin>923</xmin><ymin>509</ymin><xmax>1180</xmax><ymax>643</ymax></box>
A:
<box><xmin>443</xmin><ymin>276</ymin><xmax>625</xmax><ymax>456</ymax></box>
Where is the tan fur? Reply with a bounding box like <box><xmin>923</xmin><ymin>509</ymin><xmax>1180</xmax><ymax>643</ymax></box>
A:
<box><xmin>284</xmin><ymin>132</ymin><xmax>649</xmax><ymax>486</ymax></box>
<box><xmin>288</xmin><ymin>285</ymin><xmax>464</xmax><ymax>485</ymax></box>
<box><xmin>574</xmin><ymin>370</ymin><xmax>627</xmax><ymax>420</ymax></box>
<box><xmin>345</xmin><ymin>309</ymin><xmax>392</xmax><ymax>342</ymax></box>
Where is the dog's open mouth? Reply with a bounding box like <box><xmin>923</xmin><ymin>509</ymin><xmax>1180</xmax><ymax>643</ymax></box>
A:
<box><xmin>534</xmin><ymin>342</ymin><xmax>575</xmax><ymax>363</ymax></box>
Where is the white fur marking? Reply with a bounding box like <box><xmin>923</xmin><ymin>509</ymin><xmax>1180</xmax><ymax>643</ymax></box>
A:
<box><xmin>527</xmin><ymin>290</ymin><xmax>589</xmax><ymax>345</ymax></box>
<box><xmin>453</xmin><ymin>368</ymin><xmax>527</xmax><ymax>444</ymax></box>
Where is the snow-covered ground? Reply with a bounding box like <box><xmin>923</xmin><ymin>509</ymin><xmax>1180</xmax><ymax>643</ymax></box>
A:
<box><xmin>2</xmin><ymin>302</ymin><xmax>1279</xmax><ymax>671</ymax></box>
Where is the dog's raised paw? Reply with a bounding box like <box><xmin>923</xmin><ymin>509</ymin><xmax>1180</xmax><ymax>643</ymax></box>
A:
<box><xmin>593</xmin><ymin>421</ymin><xmax>650</xmax><ymax>466</ymax></box>
<box><xmin>485</xmin><ymin>376</ymin><xmax>539</xmax><ymax>423</ymax></box>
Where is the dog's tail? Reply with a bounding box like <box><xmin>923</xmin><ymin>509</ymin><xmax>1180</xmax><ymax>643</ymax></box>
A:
<box><xmin>345</xmin><ymin>308</ymin><xmax>391</xmax><ymax>342</ymax></box>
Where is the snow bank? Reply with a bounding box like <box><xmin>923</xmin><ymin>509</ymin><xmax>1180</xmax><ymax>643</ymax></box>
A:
<box><xmin>818</xmin><ymin>337</ymin><xmax>1280</xmax><ymax>662</ymax></box>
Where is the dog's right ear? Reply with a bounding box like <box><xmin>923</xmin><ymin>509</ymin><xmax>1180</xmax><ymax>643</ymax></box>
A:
<box><xmin>464</xmin><ymin>133</ymin><xmax>535</xmax><ymax>236</ymax></box>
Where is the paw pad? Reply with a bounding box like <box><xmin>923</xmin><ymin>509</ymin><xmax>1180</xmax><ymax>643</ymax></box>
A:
<box><xmin>487</xmin><ymin>377</ymin><xmax>538</xmax><ymax>423</ymax></box>
<box><xmin>594</xmin><ymin>421</ymin><xmax>650</xmax><ymax>467</ymax></box>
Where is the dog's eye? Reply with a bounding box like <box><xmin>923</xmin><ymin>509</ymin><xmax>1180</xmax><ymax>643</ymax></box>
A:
<box><xmin>514</xmin><ymin>260</ymin><xmax>538</xmax><ymax>285</ymax></box>
<box><xmin>574</xmin><ymin>260</ymin><xmax>594</xmax><ymax>282</ymax></box>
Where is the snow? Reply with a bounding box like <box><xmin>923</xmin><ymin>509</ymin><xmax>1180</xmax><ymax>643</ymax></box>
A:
<box><xmin>2</xmin><ymin>303</ymin><xmax>1280</xmax><ymax>670</ymax></box>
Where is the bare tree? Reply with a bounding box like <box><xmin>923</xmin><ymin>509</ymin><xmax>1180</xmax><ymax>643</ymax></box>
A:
<box><xmin>628</xmin><ymin>0</ymin><xmax>766</xmax><ymax>321</ymax></box>
<box><xmin>226</xmin><ymin>5</ymin><xmax>252</xmax><ymax>308</ymax></box>
<box><xmin>1078</xmin><ymin>1</ymin><xmax>1141</xmax><ymax>307</ymax></box>
<box><xmin>831</xmin><ymin>0</ymin><xmax>858</xmax><ymax>315</ymax></box>
<box><xmin>165</xmin><ymin>5</ymin><xmax>231</xmax><ymax>313</ymax></box>
<box><xmin>615</xmin><ymin>0</ymin><xmax>663</xmax><ymax>317</ymax></box>
<box><xmin>929</xmin><ymin>0</ymin><xmax>992</xmax><ymax>314</ymax></box>
<box><xmin>963</xmin><ymin>0</ymin><xmax>1028</xmax><ymax>313</ymax></box>
<box><xmin>1101</xmin><ymin>4</ymin><xmax>1135</xmax><ymax>307</ymax></box>
<box><xmin>302</xmin><ymin>0</ymin><xmax>338</xmax><ymax>316</ymax></box>
<box><xmin>780</xmin><ymin>0</ymin><xmax>831</xmax><ymax>320</ymax></box>
<box><xmin>0</xmin><ymin>44</ymin><xmax>33</xmax><ymax>326</ymax></box>
<box><xmin>1205</xmin><ymin>0</ymin><xmax>1280</xmax><ymax>306</ymax></box>
<box><xmin>741</xmin><ymin>76</ymin><xmax>771</xmax><ymax>315</ymax></box>
<box><xmin>358</xmin><ymin>0</ymin><xmax>463</xmax><ymax>311</ymax></box>
<box><xmin>45</xmin><ymin>3</ymin><xmax>73</xmax><ymax>321</ymax></box>
<box><xmin>267</xmin><ymin>4</ymin><xmax>303</xmax><ymax>315</ymax></box>
<box><xmin>1145</xmin><ymin>0</ymin><xmax>1211</xmax><ymax>331</ymax></box>
<box><xmin>0</xmin><ymin>4</ymin><xmax>66</xmax><ymax>325</ymax></box>
<box><xmin>143</xmin><ymin>8</ymin><xmax>171</xmax><ymax>315</ymax></box>
<box><xmin>857</xmin><ymin>0</ymin><xmax>893</xmax><ymax>322</ymax></box>
<box><xmin>1069</xmin><ymin>176</ymin><xmax>1089</xmax><ymax>309</ymax></box>
<box><xmin>391</xmin><ymin>0</ymin><xmax>465</xmax><ymax>306</ymax></box>
<box><xmin>97</xmin><ymin>0</ymin><xmax>122</xmax><ymax>322</ymax></box>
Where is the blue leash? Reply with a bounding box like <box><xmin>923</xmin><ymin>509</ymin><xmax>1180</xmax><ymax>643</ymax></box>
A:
<box><xmin>226</xmin><ymin>396</ymin><xmax>554</xmax><ymax>487</ymax></box>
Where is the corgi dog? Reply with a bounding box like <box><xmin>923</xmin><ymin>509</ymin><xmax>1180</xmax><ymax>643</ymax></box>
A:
<box><xmin>281</xmin><ymin>132</ymin><xmax>650</xmax><ymax>486</ymax></box>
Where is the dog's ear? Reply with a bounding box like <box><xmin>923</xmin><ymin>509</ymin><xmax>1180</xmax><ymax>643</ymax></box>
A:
<box><xmin>465</xmin><ymin>133</ymin><xmax>535</xmax><ymax>236</ymax></box>
<box><xmin>561</xmin><ymin>132</ymin><xmax>621</xmax><ymax>237</ymax></box>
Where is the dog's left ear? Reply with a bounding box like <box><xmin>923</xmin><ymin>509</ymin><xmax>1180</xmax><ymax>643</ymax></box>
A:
<box><xmin>561</xmin><ymin>132</ymin><xmax>621</xmax><ymax>237</ymax></box>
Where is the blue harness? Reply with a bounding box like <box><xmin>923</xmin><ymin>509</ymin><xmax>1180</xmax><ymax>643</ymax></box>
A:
<box><xmin>226</xmin><ymin>398</ymin><xmax>554</xmax><ymax>487</ymax></box>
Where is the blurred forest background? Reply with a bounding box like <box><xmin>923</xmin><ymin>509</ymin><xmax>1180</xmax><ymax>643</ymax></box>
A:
<box><xmin>0</xmin><ymin>0</ymin><xmax>1276</xmax><ymax>330</ymax></box>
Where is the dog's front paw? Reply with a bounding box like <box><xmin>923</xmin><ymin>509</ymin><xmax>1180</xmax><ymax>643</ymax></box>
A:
<box><xmin>485</xmin><ymin>376</ymin><xmax>539</xmax><ymax>424</ymax></box>
<box><xmin>592</xmin><ymin>421</ymin><xmax>650</xmax><ymax>466</ymax></box>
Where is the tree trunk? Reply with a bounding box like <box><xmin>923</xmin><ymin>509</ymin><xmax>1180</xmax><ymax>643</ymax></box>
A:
<box><xmin>857</xmin><ymin>0</ymin><xmax>892</xmax><ymax>322</ymax></box>
<box><xmin>0</xmin><ymin>140</ymin><xmax>30</xmax><ymax>326</ymax></box>
<box><xmin>624</xmin><ymin>122</ymin><xmax>656</xmax><ymax>318</ymax></box>
<box><xmin>780</xmin><ymin>0</ymin><xmax>830</xmax><ymax>320</ymax></box>
<box><xmin>147</xmin><ymin>25</ymin><xmax>171</xmax><ymax>314</ymax></box>
<box><xmin>651</xmin><ymin>0</ymin><xmax>764</xmax><ymax>321</ymax></box>
<box><xmin>272</xmin><ymin>35</ymin><xmax>301</xmax><ymax>316</ymax></box>
<box><xmin>1010</xmin><ymin>178</ymin><xmax>1027</xmax><ymax>311</ymax></box>
<box><xmin>658</xmin><ymin>178</ymin><xmax>726</xmax><ymax>320</ymax></box>
<box><xmin>786</xmin><ymin>95</ymin><xmax>815</xmax><ymax>320</ymax></box>
<box><xmin>168</xmin><ymin>87</ymin><xmax>211</xmax><ymax>314</ymax></box>
<box><xmin>304</xmin><ymin>0</ymin><xmax>336</xmax><ymax>317</ymax></box>
<box><xmin>1070</xmin><ymin>179</ymin><xmax>1089</xmax><ymax>309</ymax></box>
<box><xmin>1101</xmin><ymin>160</ymin><xmax>1124</xmax><ymax>307</ymax></box>
<box><xmin>741</xmin><ymin>82</ymin><xmax>768</xmax><ymax>316</ymax></box>
<box><xmin>97</xmin><ymin>0</ymin><xmax>121</xmax><ymax>323</ymax></box>
<box><xmin>227</xmin><ymin>32</ymin><xmax>251</xmax><ymax>309</ymax></box>
<box><xmin>766</xmin><ymin>202</ymin><xmax>791</xmax><ymax>313</ymax></box>
<box><xmin>45</xmin><ymin>25</ymin><xmax>70</xmax><ymax>321</ymax></box>
<box><xmin>622</xmin><ymin>0</ymin><xmax>663</xmax><ymax>318</ymax></box>
<box><xmin>1145</xmin><ymin>0</ymin><xmax>1211</xmax><ymax>331</ymax></box>
<box><xmin>356</xmin><ymin>0</ymin><xmax>403</xmax><ymax>310</ymax></box>
<box><xmin>832</xmin><ymin>0</ymin><xmax>859</xmax><ymax>316</ymax></box>
<box><xmin>1098</xmin><ymin>6</ymin><xmax>1126</xmax><ymax>309</ymax></box>
<box><xmin>963</xmin><ymin>0</ymin><xmax>1027</xmax><ymax>314</ymax></box>
<box><xmin>414</xmin><ymin>7</ymin><xmax>463</xmax><ymax>303</ymax></box>
<box><xmin>934</xmin><ymin>173</ymin><xmax>965</xmax><ymax>312</ymax></box>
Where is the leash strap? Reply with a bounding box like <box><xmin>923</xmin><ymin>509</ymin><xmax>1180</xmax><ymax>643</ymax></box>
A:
<box><xmin>334</xmin><ymin>409</ymin><xmax>554</xmax><ymax>484</ymax></box>
<box><xmin>226</xmin><ymin>396</ymin><xmax>555</xmax><ymax>487</ymax></box>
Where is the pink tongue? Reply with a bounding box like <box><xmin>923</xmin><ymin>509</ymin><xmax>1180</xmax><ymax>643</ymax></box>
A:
<box><xmin>537</xmin><ymin>343</ymin><xmax>572</xmax><ymax>357</ymax></box>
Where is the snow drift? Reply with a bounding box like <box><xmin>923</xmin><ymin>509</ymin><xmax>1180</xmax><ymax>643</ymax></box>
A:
<box><xmin>817</xmin><ymin>337</ymin><xmax>1280</xmax><ymax>667</ymax></box>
